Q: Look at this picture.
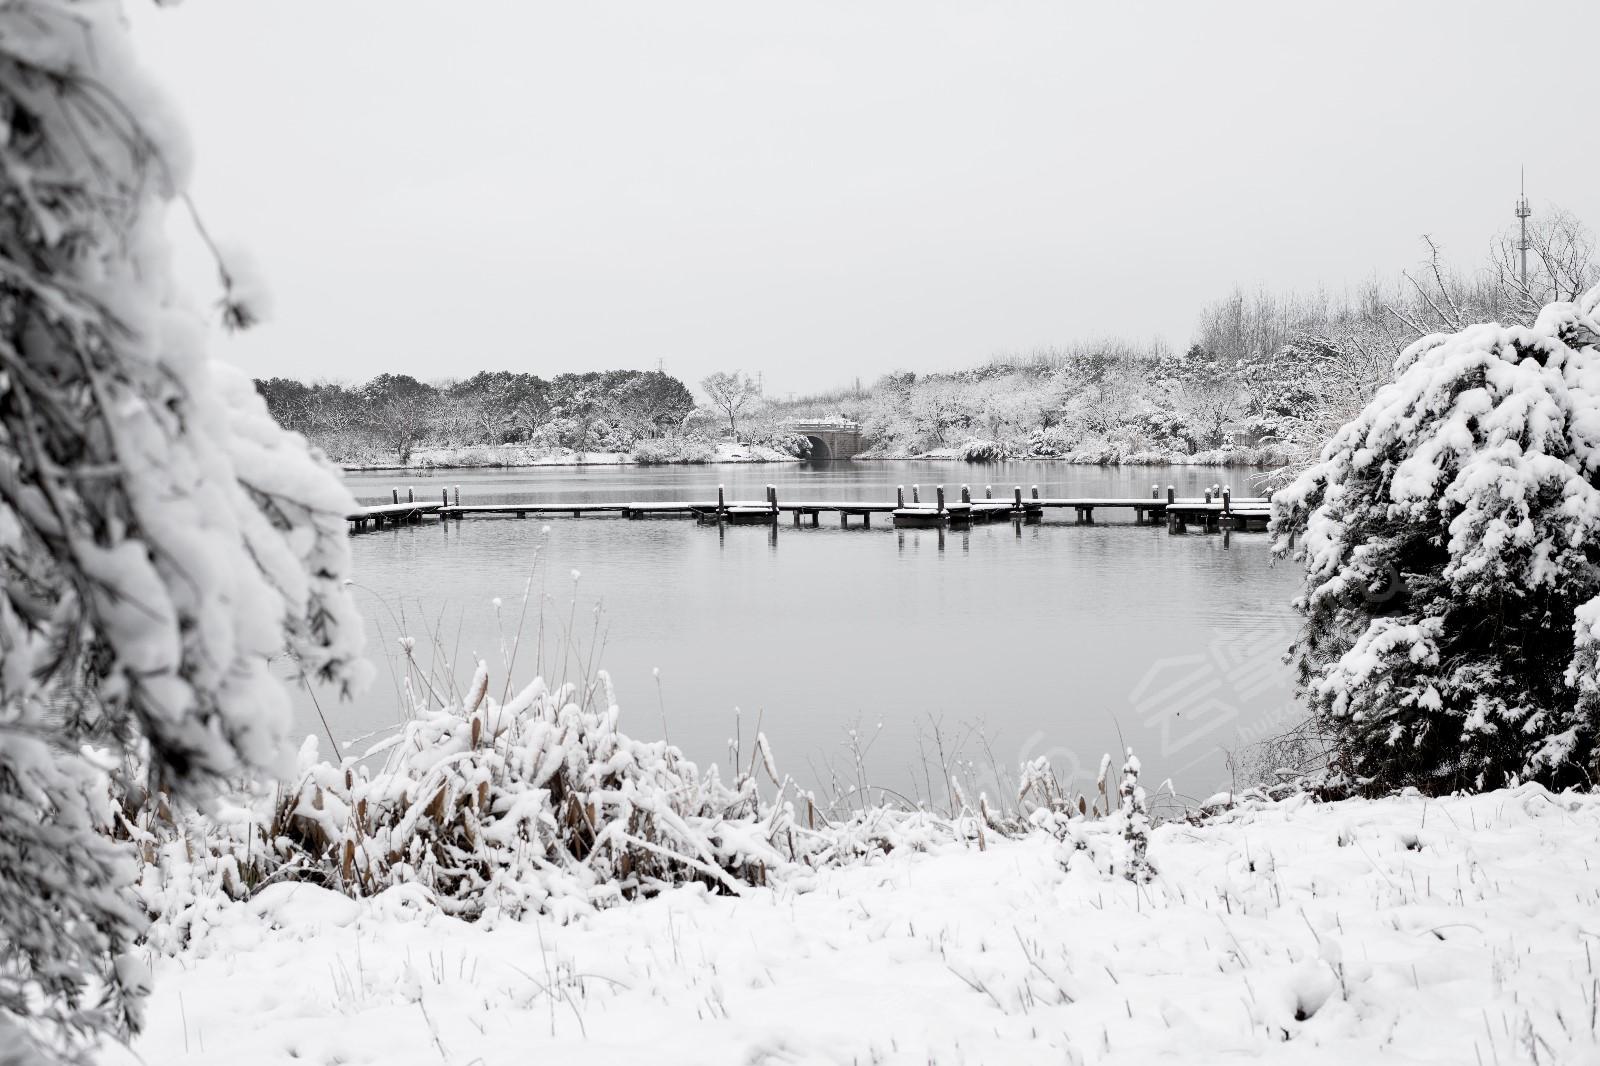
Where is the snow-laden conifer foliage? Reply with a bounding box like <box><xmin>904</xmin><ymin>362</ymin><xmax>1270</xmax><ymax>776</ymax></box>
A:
<box><xmin>0</xmin><ymin>4</ymin><xmax>365</xmax><ymax>1061</ymax></box>
<box><xmin>1272</xmin><ymin>285</ymin><xmax>1600</xmax><ymax>792</ymax></box>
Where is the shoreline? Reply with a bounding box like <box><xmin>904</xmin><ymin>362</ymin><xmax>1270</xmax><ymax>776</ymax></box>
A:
<box><xmin>342</xmin><ymin>446</ymin><xmax>1279</xmax><ymax>474</ymax></box>
<box><xmin>340</xmin><ymin>442</ymin><xmax>802</xmax><ymax>473</ymax></box>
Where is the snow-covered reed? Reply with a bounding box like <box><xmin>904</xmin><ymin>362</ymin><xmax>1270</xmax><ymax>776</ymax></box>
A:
<box><xmin>115</xmin><ymin>657</ymin><xmax>1157</xmax><ymax>951</ymax></box>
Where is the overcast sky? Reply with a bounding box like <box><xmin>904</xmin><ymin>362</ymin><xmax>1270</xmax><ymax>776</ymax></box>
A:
<box><xmin>133</xmin><ymin>0</ymin><xmax>1600</xmax><ymax>397</ymax></box>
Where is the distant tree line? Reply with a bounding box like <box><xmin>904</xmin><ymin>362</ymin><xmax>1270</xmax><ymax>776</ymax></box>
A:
<box><xmin>258</xmin><ymin>209</ymin><xmax>1596</xmax><ymax>474</ymax></box>
<box><xmin>255</xmin><ymin>369</ymin><xmax>696</xmax><ymax>464</ymax></box>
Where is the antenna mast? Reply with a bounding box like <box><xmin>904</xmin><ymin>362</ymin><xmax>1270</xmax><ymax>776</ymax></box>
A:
<box><xmin>1514</xmin><ymin>168</ymin><xmax>1532</xmax><ymax>292</ymax></box>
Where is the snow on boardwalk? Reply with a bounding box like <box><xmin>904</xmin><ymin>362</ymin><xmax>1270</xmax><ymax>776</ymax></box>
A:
<box><xmin>122</xmin><ymin>785</ymin><xmax>1600</xmax><ymax>1065</ymax></box>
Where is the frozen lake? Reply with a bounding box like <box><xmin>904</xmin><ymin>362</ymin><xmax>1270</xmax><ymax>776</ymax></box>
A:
<box><xmin>311</xmin><ymin>461</ymin><xmax>1305</xmax><ymax>805</ymax></box>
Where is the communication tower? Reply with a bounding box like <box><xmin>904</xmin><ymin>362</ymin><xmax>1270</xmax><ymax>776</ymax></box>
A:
<box><xmin>1515</xmin><ymin>169</ymin><xmax>1532</xmax><ymax>291</ymax></box>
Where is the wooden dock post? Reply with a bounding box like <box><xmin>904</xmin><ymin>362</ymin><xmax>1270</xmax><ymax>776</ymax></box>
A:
<box><xmin>985</xmin><ymin>485</ymin><xmax>993</xmax><ymax>499</ymax></box>
<box><xmin>936</xmin><ymin>486</ymin><xmax>946</xmax><ymax>513</ymax></box>
<box><xmin>768</xmin><ymin>485</ymin><xmax>777</xmax><ymax>515</ymax></box>
<box><xmin>1167</xmin><ymin>485</ymin><xmax>1176</xmax><ymax>504</ymax></box>
<box><xmin>1031</xmin><ymin>485</ymin><xmax>1040</xmax><ymax>500</ymax></box>
<box><xmin>391</xmin><ymin>488</ymin><xmax>399</xmax><ymax>505</ymax></box>
<box><xmin>717</xmin><ymin>484</ymin><xmax>726</xmax><ymax>514</ymax></box>
<box><xmin>961</xmin><ymin>485</ymin><xmax>971</xmax><ymax>504</ymax></box>
<box><xmin>1013</xmin><ymin>486</ymin><xmax>1022</xmax><ymax>509</ymax></box>
<box><xmin>441</xmin><ymin>490</ymin><xmax>448</xmax><ymax>516</ymax></box>
<box><xmin>407</xmin><ymin>487</ymin><xmax>415</xmax><ymax>503</ymax></box>
<box><xmin>1223</xmin><ymin>486</ymin><xmax>1232</xmax><ymax>516</ymax></box>
<box><xmin>1204</xmin><ymin>488</ymin><xmax>1213</xmax><ymax>503</ymax></box>
<box><xmin>912</xmin><ymin>485</ymin><xmax>921</xmax><ymax>504</ymax></box>
<box><xmin>454</xmin><ymin>485</ymin><xmax>461</xmax><ymax>507</ymax></box>
<box><xmin>897</xmin><ymin>485</ymin><xmax>906</xmax><ymax>508</ymax></box>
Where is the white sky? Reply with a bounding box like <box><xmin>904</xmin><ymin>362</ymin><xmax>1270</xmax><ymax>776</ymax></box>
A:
<box><xmin>133</xmin><ymin>0</ymin><xmax>1600</xmax><ymax>396</ymax></box>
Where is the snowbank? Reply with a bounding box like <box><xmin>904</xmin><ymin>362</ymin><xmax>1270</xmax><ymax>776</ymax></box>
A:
<box><xmin>343</xmin><ymin>441</ymin><xmax>802</xmax><ymax>471</ymax></box>
<box><xmin>855</xmin><ymin>446</ymin><xmax>1287</xmax><ymax>468</ymax></box>
<box><xmin>120</xmin><ymin>785</ymin><xmax>1600</xmax><ymax>1065</ymax></box>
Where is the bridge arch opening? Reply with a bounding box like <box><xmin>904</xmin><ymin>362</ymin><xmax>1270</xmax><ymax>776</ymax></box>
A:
<box><xmin>804</xmin><ymin>434</ymin><xmax>833</xmax><ymax>460</ymax></box>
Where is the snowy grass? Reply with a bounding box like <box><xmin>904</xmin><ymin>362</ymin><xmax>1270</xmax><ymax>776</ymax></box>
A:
<box><xmin>113</xmin><ymin>783</ymin><xmax>1600</xmax><ymax>1065</ymax></box>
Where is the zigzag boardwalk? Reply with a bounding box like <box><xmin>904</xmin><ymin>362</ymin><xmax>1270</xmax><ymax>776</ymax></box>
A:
<box><xmin>347</xmin><ymin>482</ymin><xmax>1270</xmax><ymax>536</ymax></box>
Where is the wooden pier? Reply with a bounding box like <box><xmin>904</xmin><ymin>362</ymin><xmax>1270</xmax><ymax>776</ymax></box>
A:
<box><xmin>348</xmin><ymin>482</ymin><xmax>1270</xmax><ymax>536</ymax></box>
<box><xmin>345</xmin><ymin>488</ymin><xmax>443</xmax><ymax>531</ymax></box>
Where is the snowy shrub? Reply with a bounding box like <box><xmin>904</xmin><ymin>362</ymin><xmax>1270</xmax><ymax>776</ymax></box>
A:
<box><xmin>0</xmin><ymin>4</ymin><xmax>366</xmax><ymax>1060</ymax></box>
<box><xmin>1026</xmin><ymin>426</ymin><xmax>1078</xmax><ymax>457</ymax></box>
<box><xmin>631</xmin><ymin>436</ymin><xmax>716</xmax><ymax>464</ymax></box>
<box><xmin>767</xmin><ymin>432</ymin><xmax>814</xmax><ymax>458</ymax></box>
<box><xmin>1022</xmin><ymin>750</ymin><xmax>1156</xmax><ymax>880</ymax></box>
<box><xmin>1273</xmin><ymin>286</ymin><xmax>1600</xmax><ymax>792</ymax></box>
<box><xmin>119</xmin><ymin>662</ymin><xmax>811</xmax><ymax>944</ymax></box>
<box><xmin>957</xmin><ymin>438</ymin><xmax>1005</xmax><ymax>462</ymax></box>
<box><xmin>1117</xmin><ymin>750</ymin><xmax>1152</xmax><ymax>880</ymax></box>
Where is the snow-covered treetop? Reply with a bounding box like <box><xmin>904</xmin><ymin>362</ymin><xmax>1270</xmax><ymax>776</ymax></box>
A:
<box><xmin>1275</xmin><ymin>286</ymin><xmax>1600</xmax><ymax>603</ymax></box>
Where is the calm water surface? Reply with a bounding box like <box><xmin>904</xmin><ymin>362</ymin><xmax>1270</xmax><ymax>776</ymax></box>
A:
<box><xmin>311</xmin><ymin>462</ymin><xmax>1304</xmax><ymax>804</ymax></box>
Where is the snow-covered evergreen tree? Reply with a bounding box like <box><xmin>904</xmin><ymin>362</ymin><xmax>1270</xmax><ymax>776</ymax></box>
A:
<box><xmin>0</xmin><ymin>4</ymin><xmax>366</xmax><ymax>1061</ymax></box>
<box><xmin>1117</xmin><ymin>749</ymin><xmax>1151</xmax><ymax>881</ymax></box>
<box><xmin>1272</xmin><ymin>285</ymin><xmax>1600</xmax><ymax>792</ymax></box>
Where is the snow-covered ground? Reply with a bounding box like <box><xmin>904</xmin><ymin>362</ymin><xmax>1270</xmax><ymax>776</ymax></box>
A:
<box><xmin>117</xmin><ymin>785</ymin><xmax>1600</xmax><ymax>1065</ymax></box>
<box><xmin>343</xmin><ymin>441</ymin><xmax>801</xmax><ymax>471</ymax></box>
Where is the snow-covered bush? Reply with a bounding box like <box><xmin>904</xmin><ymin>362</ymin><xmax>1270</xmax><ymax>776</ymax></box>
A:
<box><xmin>1117</xmin><ymin>750</ymin><xmax>1151</xmax><ymax>880</ymax></box>
<box><xmin>739</xmin><ymin>413</ymin><xmax>812</xmax><ymax>457</ymax></box>
<box><xmin>630</xmin><ymin>436</ymin><xmax>716</xmax><ymax>464</ymax></box>
<box><xmin>120</xmin><ymin>662</ymin><xmax>805</xmax><ymax>945</ymax></box>
<box><xmin>0</xmin><ymin>5</ymin><xmax>365</xmax><ymax>1061</ymax></box>
<box><xmin>1273</xmin><ymin>286</ymin><xmax>1600</xmax><ymax>793</ymax></box>
<box><xmin>1025</xmin><ymin>426</ymin><xmax>1076</xmax><ymax>457</ymax></box>
<box><xmin>1022</xmin><ymin>750</ymin><xmax>1156</xmax><ymax>879</ymax></box>
<box><xmin>957</xmin><ymin>438</ymin><xmax>1005</xmax><ymax>462</ymax></box>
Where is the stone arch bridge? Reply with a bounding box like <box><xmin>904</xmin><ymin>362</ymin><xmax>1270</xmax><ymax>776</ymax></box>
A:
<box><xmin>787</xmin><ymin>420</ymin><xmax>863</xmax><ymax>460</ymax></box>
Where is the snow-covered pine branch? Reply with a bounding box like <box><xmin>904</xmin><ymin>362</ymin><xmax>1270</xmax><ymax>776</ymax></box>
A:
<box><xmin>0</xmin><ymin>3</ymin><xmax>366</xmax><ymax>1061</ymax></box>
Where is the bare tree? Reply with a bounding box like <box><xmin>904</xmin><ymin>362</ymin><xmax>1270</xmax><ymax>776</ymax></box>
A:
<box><xmin>700</xmin><ymin>370</ymin><xmax>762</xmax><ymax>438</ymax></box>
<box><xmin>1489</xmin><ymin>205</ymin><xmax>1599</xmax><ymax>322</ymax></box>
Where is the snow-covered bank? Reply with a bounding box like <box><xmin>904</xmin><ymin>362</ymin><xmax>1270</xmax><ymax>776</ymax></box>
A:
<box><xmin>119</xmin><ymin>785</ymin><xmax>1600</xmax><ymax>1065</ymax></box>
<box><xmin>342</xmin><ymin>441</ymin><xmax>801</xmax><ymax>472</ymax></box>
<box><xmin>858</xmin><ymin>445</ymin><xmax>1287</xmax><ymax>469</ymax></box>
